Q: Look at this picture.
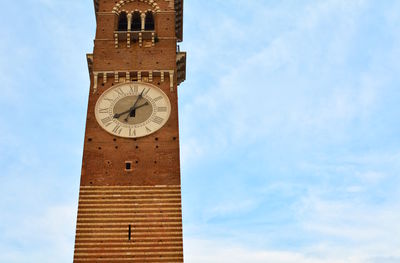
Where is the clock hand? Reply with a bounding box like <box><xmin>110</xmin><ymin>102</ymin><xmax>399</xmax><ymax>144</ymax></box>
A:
<box><xmin>114</xmin><ymin>102</ymin><xmax>149</xmax><ymax>119</ymax></box>
<box><xmin>114</xmin><ymin>89</ymin><xmax>146</xmax><ymax>119</ymax></box>
<box><xmin>131</xmin><ymin>89</ymin><xmax>145</xmax><ymax>109</ymax></box>
<box><xmin>124</xmin><ymin>89</ymin><xmax>147</xmax><ymax>122</ymax></box>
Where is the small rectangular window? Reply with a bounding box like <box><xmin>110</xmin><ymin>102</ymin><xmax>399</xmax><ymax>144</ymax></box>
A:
<box><xmin>128</xmin><ymin>224</ymin><xmax>132</xmax><ymax>240</ymax></box>
<box><xmin>125</xmin><ymin>161</ymin><xmax>133</xmax><ymax>172</ymax></box>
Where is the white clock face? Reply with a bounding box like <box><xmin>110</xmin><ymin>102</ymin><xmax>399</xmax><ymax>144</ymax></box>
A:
<box><xmin>95</xmin><ymin>82</ymin><xmax>171</xmax><ymax>138</ymax></box>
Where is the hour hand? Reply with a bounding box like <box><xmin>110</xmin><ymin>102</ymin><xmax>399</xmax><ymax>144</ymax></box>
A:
<box><xmin>113</xmin><ymin>110</ymin><xmax>129</xmax><ymax>119</ymax></box>
<box><xmin>125</xmin><ymin>102</ymin><xmax>149</xmax><ymax>121</ymax></box>
<box><xmin>114</xmin><ymin>102</ymin><xmax>149</xmax><ymax>119</ymax></box>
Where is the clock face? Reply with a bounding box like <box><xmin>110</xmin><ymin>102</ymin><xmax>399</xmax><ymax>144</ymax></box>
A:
<box><xmin>95</xmin><ymin>82</ymin><xmax>171</xmax><ymax>138</ymax></box>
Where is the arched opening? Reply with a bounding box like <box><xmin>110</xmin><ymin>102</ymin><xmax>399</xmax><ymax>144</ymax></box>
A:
<box><xmin>145</xmin><ymin>11</ymin><xmax>155</xmax><ymax>31</ymax></box>
<box><xmin>118</xmin><ymin>12</ymin><xmax>128</xmax><ymax>31</ymax></box>
<box><xmin>131</xmin><ymin>11</ymin><xmax>141</xmax><ymax>31</ymax></box>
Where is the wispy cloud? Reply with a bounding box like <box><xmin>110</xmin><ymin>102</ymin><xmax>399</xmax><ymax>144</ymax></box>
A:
<box><xmin>1</xmin><ymin>0</ymin><xmax>400</xmax><ymax>262</ymax></box>
<box><xmin>0</xmin><ymin>205</ymin><xmax>76</xmax><ymax>263</ymax></box>
<box><xmin>185</xmin><ymin>238</ymin><xmax>400</xmax><ymax>263</ymax></box>
<box><xmin>180</xmin><ymin>0</ymin><xmax>400</xmax><ymax>261</ymax></box>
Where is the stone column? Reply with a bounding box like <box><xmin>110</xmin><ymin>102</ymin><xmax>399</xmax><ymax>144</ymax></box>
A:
<box><xmin>127</xmin><ymin>13</ymin><xmax>132</xmax><ymax>31</ymax></box>
<box><xmin>141</xmin><ymin>13</ymin><xmax>146</xmax><ymax>31</ymax></box>
<box><xmin>93</xmin><ymin>73</ymin><xmax>98</xmax><ymax>94</ymax></box>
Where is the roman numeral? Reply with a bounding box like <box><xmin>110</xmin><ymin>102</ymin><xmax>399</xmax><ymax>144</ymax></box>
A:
<box><xmin>129</xmin><ymin>128</ymin><xmax>136</xmax><ymax>137</ymax></box>
<box><xmin>157</xmin><ymin>107</ymin><xmax>167</xmax><ymax>112</ymax></box>
<box><xmin>152</xmin><ymin>116</ymin><xmax>164</xmax><ymax>125</ymax></box>
<box><xmin>130</xmin><ymin>85</ymin><xmax>138</xmax><ymax>94</ymax></box>
<box><xmin>103</xmin><ymin>97</ymin><xmax>114</xmax><ymax>103</ymax></box>
<box><xmin>99</xmin><ymin>108</ymin><xmax>109</xmax><ymax>114</ymax></box>
<box><xmin>115</xmin><ymin>88</ymin><xmax>125</xmax><ymax>96</ymax></box>
<box><xmin>112</xmin><ymin>124</ymin><xmax>123</xmax><ymax>135</ymax></box>
<box><xmin>101</xmin><ymin>117</ymin><xmax>113</xmax><ymax>127</ymax></box>
<box><xmin>145</xmin><ymin>126</ymin><xmax>152</xmax><ymax>133</ymax></box>
<box><xmin>154</xmin><ymin>96</ymin><xmax>163</xmax><ymax>102</ymax></box>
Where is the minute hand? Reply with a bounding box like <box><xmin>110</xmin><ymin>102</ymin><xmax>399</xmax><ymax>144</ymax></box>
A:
<box><xmin>123</xmin><ymin>89</ymin><xmax>148</xmax><ymax>121</ymax></box>
<box><xmin>131</xmin><ymin>89</ymin><xmax>145</xmax><ymax>109</ymax></box>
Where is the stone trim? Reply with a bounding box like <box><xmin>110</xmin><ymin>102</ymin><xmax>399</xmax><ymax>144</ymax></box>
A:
<box><xmin>112</xmin><ymin>0</ymin><xmax>161</xmax><ymax>14</ymax></box>
<box><xmin>92</xmin><ymin>70</ymin><xmax>175</xmax><ymax>94</ymax></box>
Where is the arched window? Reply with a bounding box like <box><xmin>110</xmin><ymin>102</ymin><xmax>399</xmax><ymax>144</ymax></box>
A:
<box><xmin>145</xmin><ymin>11</ymin><xmax>155</xmax><ymax>31</ymax></box>
<box><xmin>131</xmin><ymin>11</ymin><xmax>141</xmax><ymax>31</ymax></box>
<box><xmin>118</xmin><ymin>12</ymin><xmax>128</xmax><ymax>31</ymax></box>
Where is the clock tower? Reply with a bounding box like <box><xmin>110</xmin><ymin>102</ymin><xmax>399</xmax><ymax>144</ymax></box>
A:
<box><xmin>73</xmin><ymin>0</ymin><xmax>186</xmax><ymax>262</ymax></box>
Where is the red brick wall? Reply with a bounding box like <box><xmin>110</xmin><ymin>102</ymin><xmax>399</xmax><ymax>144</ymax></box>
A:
<box><xmin>73</xmin><ymin>0</ymin><xmax>184</xmax><ymax>261</ymax></box>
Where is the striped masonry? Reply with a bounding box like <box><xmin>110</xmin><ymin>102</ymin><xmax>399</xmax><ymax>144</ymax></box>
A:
<box><xmin>73</xmin><ymin>185</ymin><xmax>184</xmax><ymax>263</ymax></box>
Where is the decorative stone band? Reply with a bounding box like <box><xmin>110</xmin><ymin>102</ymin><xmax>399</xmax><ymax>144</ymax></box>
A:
<box><xmin>113</xmin><ymin>0</ymin><xmax>161</xmax><ymax>14</ymax></box>
<box><xmin>94</xmin><ymin>0</ymin><xmax>175</xmax><ymax>13</ymax></box>
<box><xmin>114</xmin><ymin>31</ymin><xmax>156</xmax><ymax>48</ymax></box>
<box><xmin>92</xmin><ymin>70</ymin><xmax>175</xmax><ymax>94</ymax></box>
<box><xmin>74</xmin><ymin>185</ymin><xmax>184</xmax><ymax>263</ymax></box>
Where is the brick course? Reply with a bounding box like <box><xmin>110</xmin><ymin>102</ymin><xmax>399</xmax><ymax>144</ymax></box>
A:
<box><xmin>73</xmin><ymin>0</ymin><xmax>185</xmax><ymax>262</ymax></box>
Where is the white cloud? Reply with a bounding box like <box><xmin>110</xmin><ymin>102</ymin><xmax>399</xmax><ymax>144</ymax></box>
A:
<box><xmin>182</xmin><ymin>3</ymin><xmax>384</xmax><ymax>163</ymax></box>
<box><xmin>1</xmin><ymin>1</ymin><xmax>399</xmax><ymax>262</ymax></box>
<box><xmin>294</xmin><ymin>189</ymin><xmax>400</xmax><ymax>254</ymax></box>
<box><xmin>185</xmin><ymin>238</ymin><xmax>400</xmax><ymax>263</ymax></box>
<box><xmin>205</xmin><ymin>199</ymin><xmax>257</xmax><ymax>219</ymax></box>
<box><xmin>0</xmin><ymin>204</ymin><xmax>76</xmax><ymax>263</ymax></box>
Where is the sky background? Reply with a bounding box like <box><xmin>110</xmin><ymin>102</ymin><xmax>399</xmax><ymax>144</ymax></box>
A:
<box><xmin>1</xmin><ymin>0</ymin><xmax>400</xmax><ymax>262</ymax></box>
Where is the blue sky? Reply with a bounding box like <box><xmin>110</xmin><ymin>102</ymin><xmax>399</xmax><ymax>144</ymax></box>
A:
<box><xmin>1</xmin><ymin>0</ymin><xmax>400</xmax><ymax>262</ymax></box>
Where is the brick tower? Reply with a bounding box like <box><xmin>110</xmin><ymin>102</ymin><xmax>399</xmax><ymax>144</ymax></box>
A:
<box><xmin>73</xmin><ymin>0</ymin><xmax>186</xmax><ymax>262</ymax></box>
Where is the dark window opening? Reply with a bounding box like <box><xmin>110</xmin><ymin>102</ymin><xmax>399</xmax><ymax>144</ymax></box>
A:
<box><xmin>128</xmin><ymin>225</ymin><xmax>132</xmax><ymax>240</ymax></box>
<box><xmin>132</xmin><ymin>12</ymin><xmax>141</xmax><ymax>31</ymax></box>
<box><xmin>118</xmin><ymin>12</ymin><xmax>128</xmax><ymax>31</ymax></box>
<box><xmin>125</xmin><ymin>161</ymin><xmax>132</xmax><ymax>171</ymax></box>
<box><xmin>145</xmin><ymin>11</ymin><xmax>155</xmax><ymax>31</ymax></box>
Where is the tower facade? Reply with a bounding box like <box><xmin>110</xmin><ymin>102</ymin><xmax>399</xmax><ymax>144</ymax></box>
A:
<box><xmin>73</xmin><ymin>0</ymin><xmax>186</xmax><ymax>262</ymax></box>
